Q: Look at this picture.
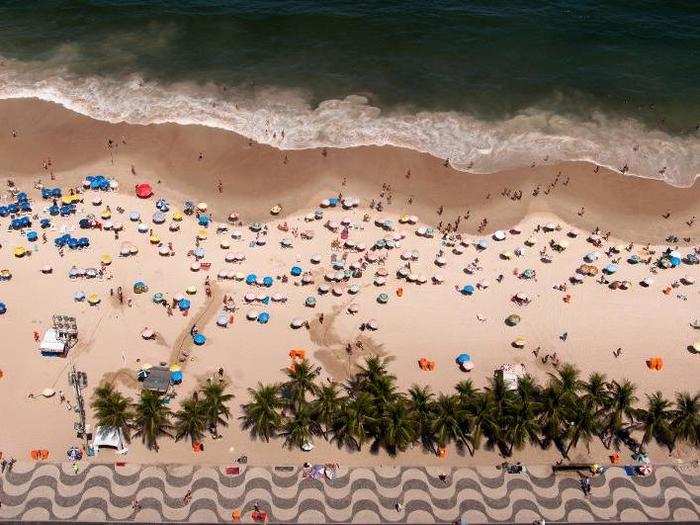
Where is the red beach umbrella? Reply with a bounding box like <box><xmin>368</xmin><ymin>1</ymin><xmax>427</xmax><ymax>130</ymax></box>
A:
<box><xmin>135</xmin><ymin>183</ymin><xmax>153</xmax><ymax>199</ymax></box>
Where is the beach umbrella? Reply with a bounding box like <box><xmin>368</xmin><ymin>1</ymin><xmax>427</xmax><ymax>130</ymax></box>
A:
<box><xmin>198</xmin><ymin>214</ymin><xmax>210</xmax><ymax>227</ymax></box>
<box><xmin>186</xmin><ymin>286</ymin><xmax>197</xmax><ymax>295</ymax></box>
<box><xmin>243</xmin><ymin>292</ymin><xmax>256</xmax><ymax>303</ymax></box>
<box><xmin>152</xmin><ymin>292</ymin><xmax>165</xmax><ymax>304</ymax></box>
<box><xmin>522</xmin><ymin>268</ymin><xmax>535</xmax><ymax>279</ymax></box>
<box><xmin>158</xmin><ymin>245</ymin><xmax>170</xmax><ymax>256</ymax></box>
<box><xmin>74</xmin><ymin>291</ymin><xmax>86</xmax><ymax>302</ymax></box>
<box><xmin>141</xmin><ymin>328</ymin><xmax>155</xmax><ymax>340</ymax></box>
<box><xmin>290</xmin><ymin>318</ymin><xmax>304</xmax><ymax>329</ymax></box>
<box><xmin>261</xmin><ymin>276</ymin><xmax>273</xmax><ymax>287</ymax></box>
<box><xmin>217</xmin><ymin>314</ymin><xmax>229</xmax><ymax>327</ymax></box>
<box><xmin>367</xmin><ymin>319</ymin><xmax>379</xmax><ymax>330</ymax></box>
<box><xmin>318</xmin><ymin>283</ymin><xmax>330</xmax><ymax>294</ymax></box>
<box><xmin>193</xmin><ymin>333</ymin><xmax>206</xmax><ymax>345</ymax></box>
<box><xmin>197</xmin><ymin>202</ymin><xmax>208</xmax><ymax>212</ymax></box>
<box><xmin>178</xmin><ymin>298</ymin><xmax>191</xmax><ymax>311</ymax></box>
<box><xmin>476</xmin><ymin>239</ymin><xmax>489</xmax><ymax>250</ymax></box>
<box><xmin>0</xmin><ymin>302</ymin><xmax>6</xmax><ymax>314</ymax></box>
<box><xmin>506</xmin><ymin>314</ymin><xmax>521</xmax><ymax>326</ymax></box>
<box><xmin>669</xmin><ymin>256</ymin><xmax>682</xmax><ymax>267</ymax></box>
<box><xmin>171</xmin><ymin>370</ymin><xmax>183</xmax><ymax>384</ymax></box>
<box><xmin>544</xmin><ymin>222</ymin><xmax>558</xmax><ymax>231</ymax></box>
<box><xmin>41</xmin><ymin>388</ymin><xmax>56</xmax><ymax>398</ymax></box>
<box><xmin>690</xmin><ymin>341</ymin><xmax>700</xmax><ymax>353</ymax></box>
<box><xmin>0</xmin><ymin>269</ymin><xmax>11</xmax><ymax>281</ymax></box>
<box><xmin>87</xmin><ymin>294</ymin><xmax>100</xmax><ymax>305</ymax></box>
<box><xmin>246</xmin><ymin>310</ymin><xmax>259</xmax><ymax>321</ymax></box>
<box><xmin>245</xmin><ymin>273</ymin><xmax>257</xmax><ymax>285</ymax></box>
<box><xmin>456</xmin><ymin>353</ymin><xmax>471</xmax><ymax>365</ymax></box>
<box><xmin>377</xmin><ymin>293</ymin><xmax>389</xmax><ymax>304</ymax></box>
<box><xmin>512</xmin><ymin>337</ymin><xmax>526</xmax><ymax>348</ymax></box>
<box><xmin>41</xmin><ymin>265</ymin><xmax>53</xmax><ymax>274</ymax></box>
<box><xmin>628</xmin><ymin>254</ymin><xmax>641</xmax><ymax>264</ymax></box>
<box><xmin>13</xmin><ymin>246</ymin><xmax>27</xmax><ymax>258</ymax></box>
<box><xmin>604</xmin><ymin>263</ymin><xmax>619</xmax><ymax>274</ymax></box>
<box><xmin>135</xmin><ymin>183</ymin><xmax>153</xmax><ymax>199</ymax></box>
<box><xmin>348</xmin><ymin>284</ymin><xmax>360</xmax><ymax>294</ymax></box>
<box><xmin>305</xmin><ymin>296</ymin><xmax>317</xmax><ymax>307</ymax></box>
<box><xmin>347</xmin><ymin>303</ymin><xmax>359</xmax><ymax>314</ymax></box>
<box><xmin>461</xmin><ymin>284</ymin><xmax>475</xmax><ymax>295</ymax></box>
<box><xmin>258</xmin><ymin>312</ymin><xmax>270</xmax><ymax>324</ymax></box>
<box><xmin>85</xmin><ymin>268</ymin><xmax>98</xmax><ymax>279</ymax></box>
<box><xmin>493</xmin><ymin>230</ymin><xmax>506</xmax><ymax>241</ymax></box>
<box><xmin>272</xmin><ymin>293</ymin><xmax>287</xmax><ymax>302</ymax></box>
<box><xmin>301</xmin><ymin>274</ymin><xmax>314</xmax><ymax>285</ymax></box>
<box><xmin>152</xmin><ymin>211</ymin><xmax>166</xmax><ymax>224</ymax></box>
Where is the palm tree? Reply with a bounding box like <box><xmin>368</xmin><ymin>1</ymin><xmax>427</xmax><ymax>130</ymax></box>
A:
<box><xmin>602</xmin><ymin>379</ymin><xmax>638</xmax><ymax>449</ymax></box>
<box><xmin>549</xmin><ymin>363</ymin><xmax>582</xmax><ymax>405</ymax></box>
<box><xmin>280</xmin><ymin>403</ymin><xmax>320</xmax><ymax>450</ymax></box>
<box><xmin>503</xmin><ymin>397</ymin><xmax>540</xmax><ymax>456</ymax></box>
<box><xmin>431</xmin><ymin>394</ymin><xmax>466</xmax><ymax>450</ymax></box>
<box><xmin>375</xmin><ymin>399</ymin><xmax>417</xmax><ymax>455</ymax></box>
<box><xmin>408</xmin><ymin>385</ymin><xmax>435</xmax><ymax>450</ymax></box>
<box><xmin>201</xmin><ymin>380</ymin><xmax>234</xmax><ymax>437</ymax></box>
<box><xmin>669</xmin><ymin>392</ymin><xmax>700</xmax><ymax>450</ymax></box>
<box><xmin>582</xmin><ymin>372</ymin><xmax>610</xmax><ymax>412</ymax></box>
<box><xmin>240</xmin><ymin>383</ymin><xmax>282</xmax><ymax>442</ymax></box>
<box><xmin>91</xmin><ymin>383</ymin><xmax>134</xmax><ymax>443</ymax></box>
<box><xmin>133</xmin><ymin>390</ymin><xmax>173</xmax><ymax>451</ymax></box>
<box><xmin>354</xmin><ymin>355</ymin><xmax>398</xmax><ymax>403</ymax></box>
<box><xmin>484</xmin><ymin>374</ymin><xmax>515</xmax><ymax>451</ymax></box>
<box><xmin>283</xmin><ymin>359</ymin><xmax>319</xmax><ymax>409</ymax></box>
<box><xmin>564</xmin><ymin>403</ymin><xmax>599</xmax><ymax>457</ymax></box>
<box><xmin>465</xmin><ymin>392</ymin><xmax>496</xmax><ymax>455</ymax></box>
<box><xmin>311</xmin><ymin>383</ymin><xmax>343</xmax><ymax>436</ymax></box>
<box><xmin>331</xmin><ymin>392</ymin><xmax>375</xmax><ymax>451</ymax></box>
<box><xmin>537</xmin><ymin>386</ymin><xmax>568</xmax><ymax>454</ymax></box>
<box><xmin>455</xmin><ymin>379</ymin><xmax>478</xmax><ymax>404</ymax></box>
<box><xmin>635</xmin><ymin>391</ymin><xmax>673</xmax><ymax>453</ymax></box>
<box><xmin>174</xmin><ymin>394</ymin><xmax>208</xmax><ymax>444</ymax></box>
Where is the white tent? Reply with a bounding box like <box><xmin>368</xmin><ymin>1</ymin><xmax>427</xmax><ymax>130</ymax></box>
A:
<box><xmin>39</xmin><ymin>329</ymin><xmax>66</xmax><ymax>356</ymax></box>
<box><xmin>92</xmin><ymin>426</ymin><xmax>128</xmax><ymax>454</ymax></box>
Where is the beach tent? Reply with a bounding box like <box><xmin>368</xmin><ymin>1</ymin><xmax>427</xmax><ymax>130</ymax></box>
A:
<box><xmin>92</xmin><ymin>426</ymin><xmax>127</xmax><ymax>454</ymax></box>
<box><xmin>135</xmin><ymin>183</ymin><xmax>153</xmax><ymax>199</ymax></box>
<box><xmin>39</xmin><ymin>329</ymin><xmax>66</xmax><ymax>356</ymax></box>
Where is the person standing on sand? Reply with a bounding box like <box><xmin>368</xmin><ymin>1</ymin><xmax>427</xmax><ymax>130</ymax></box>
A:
<box><xmin>218</xmin><ymin>179</ymin><xmax>223</xmax><ymax>193</ymax></box>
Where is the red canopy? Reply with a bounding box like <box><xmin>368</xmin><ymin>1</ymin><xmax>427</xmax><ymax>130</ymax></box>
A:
<box><xmin>135</xmin><ymin>183</ymin><xmax>153</xmax><ymax>199</ymax></box>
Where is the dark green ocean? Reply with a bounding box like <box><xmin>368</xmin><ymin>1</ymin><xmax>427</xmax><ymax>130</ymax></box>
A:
<box><xmin>0</xmin><ymin>1</ymin><xmax>698</xmax><ymax>185</ymax></box>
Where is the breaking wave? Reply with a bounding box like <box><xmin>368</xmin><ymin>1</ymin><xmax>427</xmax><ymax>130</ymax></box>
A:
<box><xmin>0</xmin><ymin>56</ymin><xmax>697</xmax><ymax>187</ymax></box>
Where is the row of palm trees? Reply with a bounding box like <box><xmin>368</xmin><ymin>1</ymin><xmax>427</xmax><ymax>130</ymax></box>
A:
<box><xmin>91</xmin><ymin>381</ymin><xmax>233</xmax><ymax>450</ymax></box>
<box><xmin>241</xmin><ymin>357</ymin><xmax>700</xmax><ymax>458</ymax></box>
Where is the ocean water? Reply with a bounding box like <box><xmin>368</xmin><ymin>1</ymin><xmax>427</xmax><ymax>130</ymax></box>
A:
<box><xmin>0</xmin><ymin>1</ymin><xmax>698</xmax><ymax>186</ymax></box>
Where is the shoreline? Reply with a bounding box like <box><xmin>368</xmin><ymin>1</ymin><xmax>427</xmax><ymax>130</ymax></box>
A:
<box><xmin>0</xmin><ymin>98</ymin><xmax>697</xmax><ymax>245</ymax></box>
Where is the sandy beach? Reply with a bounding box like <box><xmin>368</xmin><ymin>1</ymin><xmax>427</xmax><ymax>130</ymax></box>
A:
<box><xmin>0</xmin><ymin>98</ymin><xmax>697</xmax><ymax>469</ymax></box>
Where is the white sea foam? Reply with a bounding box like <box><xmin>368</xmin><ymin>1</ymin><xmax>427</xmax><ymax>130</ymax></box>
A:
<box><xmin>0</xmin><ymin>56</ymin><xmax>697</xmax><ymax>187</ymax></box>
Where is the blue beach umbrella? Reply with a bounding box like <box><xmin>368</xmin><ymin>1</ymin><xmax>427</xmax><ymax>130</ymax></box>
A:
<box><xmin>40</xmin><ymin>218</ymin><xmax>51</xmax><ymax>229</ymax></box>
<box><xmin>0</xmin><ymin>302</ymin><xmax>6</xmax><ymax>314</ymax></box>
<box><xmin>461</xmin><ymin>284</ymin><xmax>475</xmax><ymax>295</ymax></box>
<box><xmin>262</xmin><ymin>276</ymin><xmax>274</xmax><ymax>287</ymax></box>
<box><xmin>290</xmin><ymin>266</ymin><xmax>302</xmax><ymax>277</ymax></box>
<box><xmin>193</xmin><ymin>333</ymin><xmax>206</xmax><ymax>345</ymax></box>
<box><xmin>245</xmin><ymin>273</ymin><xmax>257</xmax><ymax>285</ymax></box>
<box><xmin>178</xmin><ymin>298</ymin><xmax>191</xmax><ymax>311</ymax></box>
<box><xmin>26</xmin><ymin>231</ymin><xmax>38</xmax><ymax>242</ymax></box>
<box><xmin>669</xmin><ymin>256</ymin><xmax>681</xmax><ymax>267</ymax></box>
<box><xmin>456</xmin><ymin>353</ymin><xmax>471</xmax><ymax>365</ymax></box>
<box><xmin>198</xmin><ymin>214</ymin><xmax>210</xmax><ymax>226</ymax></box>
<box><xmin>171</xmin><ymin>370</ymin><xmax>183</xmax><ymax>384</ymax></box>
<box><xmin>257</xmin><ymin>312</ymin><xmax>270</xmax><ymax>324</ymax></box>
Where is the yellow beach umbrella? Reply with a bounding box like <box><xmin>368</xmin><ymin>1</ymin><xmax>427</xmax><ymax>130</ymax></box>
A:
<box><xmin>13</xmin><ymin>246</ymin><xmax>27</xmax><ymax>258</ymax></box>
<box><xmin>101</xmin><ymin>209</ymin><xmax>112</xmax><ymax>220</ymax></box>
<box><xmin>172</xmin><ymin>211</ymin><xmax>183</xmax><ymax>222</ymax></box>
<box><xmin>197</xmin><ymin>202</ymin><xmax>208</xmax><ymax>212</ymax></box>
<box><xmin>149</xmin><ymin>234</ymin><xmax>160</xmax><ymax>244</ymax></box>
<box><xmin>169</xmin><ymin>364</ymin><xmax>181</xmax><ymax>372</ymax></box>
<box><xmin>196</xmin><ymin>229</ymin><xmax>208</xmax><ymax>240</ymax></box>
<box><xmin>186</xmin><ymin>286</ymin><xmax>197</xmax><ymax>295</ymax></box>
<box><xmin>512</xmin><ymin>337</ymin><xmax>526</xmax><ymax>348</ymax></box>
<box><xmin>100</xmin><ymin>254</ymin><xmax>112</xmax><ymax>266</ymax></box>
<box><xmin>87</xmin><ymin>293</ymin><xmax>100</xmax><ymax>305</ymax></box>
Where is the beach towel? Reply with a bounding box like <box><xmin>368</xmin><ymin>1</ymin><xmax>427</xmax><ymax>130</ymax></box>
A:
<box><xmin>225</xmin><ymin>466</ymin><xmax>240</xmax><ymax>475</ymax></box>
<box><xmin>624</xmin><ymin>466</ymin><xmax>637</xmax><ymax>476</ymax></box>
